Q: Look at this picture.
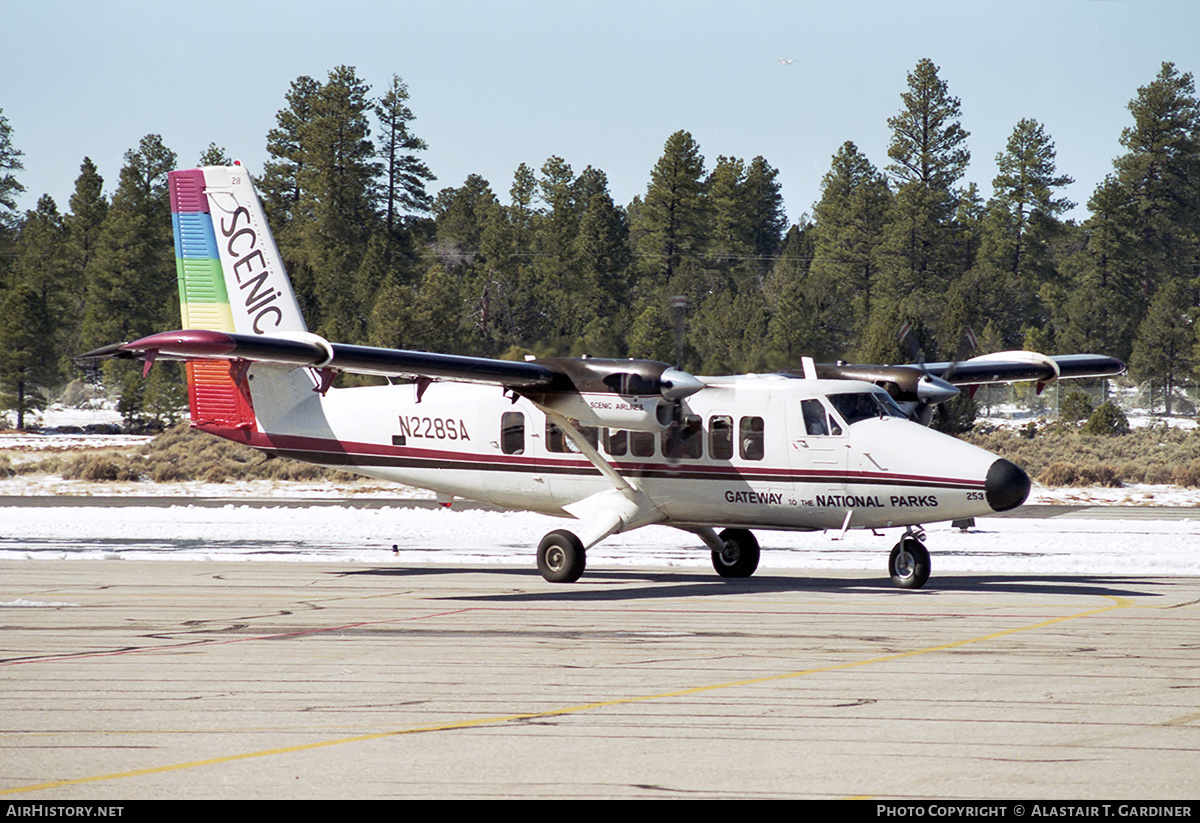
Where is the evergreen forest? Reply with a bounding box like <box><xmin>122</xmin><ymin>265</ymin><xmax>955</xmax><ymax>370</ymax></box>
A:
<box><xmin>1</xmin><ymin>59</ymin><xmax>1198</xmax><ymax>429</ymax></box>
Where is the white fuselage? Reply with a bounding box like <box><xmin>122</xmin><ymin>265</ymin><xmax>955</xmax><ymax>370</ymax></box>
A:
<box><xmin>206</xmin><ymin>368</ymin><xmax>1014</xmax><ymax>533</ymax></box>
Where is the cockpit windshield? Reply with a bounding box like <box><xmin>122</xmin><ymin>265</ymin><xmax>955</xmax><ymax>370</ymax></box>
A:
<box><xmin>827</xmin><ymin>390</ymin><xmax>907</xmax><ymax>425</ymax></box>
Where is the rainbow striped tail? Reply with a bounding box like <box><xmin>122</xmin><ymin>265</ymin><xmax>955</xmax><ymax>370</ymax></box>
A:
<box><xmin>168</xmin><ymin>166</ymin><xmax>307</xmax><ymax>430</ymax></box>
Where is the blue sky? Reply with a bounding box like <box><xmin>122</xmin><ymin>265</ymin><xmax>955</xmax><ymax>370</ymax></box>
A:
<box><xmin>4</xmin><ymin>0</ymin><xmax>1198</xmax><ymax>225</ymax></box>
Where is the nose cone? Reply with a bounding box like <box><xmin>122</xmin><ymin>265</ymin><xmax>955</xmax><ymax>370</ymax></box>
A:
<box><xmin>985</xmin><ymin>458</ymin><xmax>1031</xmax><ymax>512</ymax></box>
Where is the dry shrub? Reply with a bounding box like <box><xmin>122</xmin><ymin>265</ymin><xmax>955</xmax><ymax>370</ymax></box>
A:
<box><xmin>62</xmin><ymin>452</ymin><xmax>144</xmax><ymax>482</ymax></box>
<box><xmin>962</xmin><ymin>424</ymin><xmax>1200</xmax><ymax>487</ymax></box>
<box><xmin>1037</xmin><ymin>462</ymin><xmax>1122</xmax><ymax>487</ymax></box>
<box><xmin>1170</xmin><ymin>460</ymin><xmax>1200</xmax><ymax>488</ymax></box>
<box><xmin>137</xmin><ymin>423</ymin><xmax>356</xmax><ymax>483</ymax></box>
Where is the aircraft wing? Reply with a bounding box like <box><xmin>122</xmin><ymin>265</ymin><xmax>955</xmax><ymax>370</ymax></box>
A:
<box><xmin>919</xmin><ymin>352</ymin><xmax>1127</xmax><ymax>386</ymax></box>
<box><xmin>808</xmin><ymin>350</ymin><xmax>1126</xmax><ymax>423</ymax></box>
<box><xmin>80</xmin><ymin>329</ymin><xmax>559</xmax><ymax>388</ymax></box>
<box><xmin>815</xmin><ymin>351</ymin><xmax>1125</xmax><ymax>393</ymax></box>
<box><xmin>80</xmin><ymin>329</ymin><xmax>705</xmax><ymax>433</ymax></box>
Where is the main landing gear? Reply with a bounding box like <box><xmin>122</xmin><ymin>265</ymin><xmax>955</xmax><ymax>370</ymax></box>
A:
<box><xmin>534</xmin><ymin>526</ymin><xmax>764</xmax><ymax>583</ymax></box>
<box><xmin>889</xmin><ymin>530</ymin><xmax>931</xmax><ymax>589</ymax></box>
<box><xmin>537</xmin><ymin>529</ymin><xmax>586</xmax><ymax>583</ymax></box>
<box><xmin>711</xmin><ymin>528</ymin><xmax>760</xmax><ymax>578</ymax></box>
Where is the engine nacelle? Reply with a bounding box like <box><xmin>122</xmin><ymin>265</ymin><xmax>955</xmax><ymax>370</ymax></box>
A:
<box><xmin>537</xmin><ymin>391</ymin><xmax>675</xmax><ymax>432</ymax></box>
<box><xmin>525</xmin><ymin>357</ymin><xmax>704</xmax><ymax>433</ymax></box>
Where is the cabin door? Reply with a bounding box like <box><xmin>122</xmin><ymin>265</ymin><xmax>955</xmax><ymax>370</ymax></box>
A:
<box><xmin>786</xmin><ymin>397</ymin><xmax>848</xmax><ymax>506</ymax></box>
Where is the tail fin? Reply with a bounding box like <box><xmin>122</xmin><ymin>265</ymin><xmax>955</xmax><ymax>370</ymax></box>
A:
<box><xmin>169</xmin><ymin>165</ymin><xmax>307</xmax><ymax>429</ymax></box>
<box><xmin>170</xmin><ymin>166</ymin><xmax>306</xmax><ymax>335</ymax></box>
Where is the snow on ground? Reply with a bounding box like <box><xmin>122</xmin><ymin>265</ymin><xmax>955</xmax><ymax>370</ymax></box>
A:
<box><xmin>1</xmin><ymin>402</ymin><xmax>124</xmax><ymax>432</ymax></box>
<box><xmin>2</xmin><ymin>470</ymin><xmax>1197</xmax><ymax>506</ymax></box>
<box><xmin>1029</xmin><ymin>483</ymin><xmax>1200</xmax><ymax>506</ymax></box>
<box><xmin>0</xmin><ymin>433</ymin><xmax>151</xmax><ymax>453</ymax></box>
<box><xmin>0</xmin><ymin>472</ymin><xmax>435</xmax><ymax>499</ymax></box>
<box><xmin>0</xmin><ymin>503</ymin><xmax>1196</xmax><ymax>576</ymax></box>
<box><xmin>0</xmin><ymin>416</ymin><xmax>1198</xmax><ymax>576</ymax></box>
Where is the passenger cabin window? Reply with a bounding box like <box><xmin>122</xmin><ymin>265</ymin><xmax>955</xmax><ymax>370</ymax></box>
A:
<box><xmin>709</xmin><ymin>415</ymin><xmax>733</xmax><ymax>460</ymax></box>
<box><xmin>739</xmin><ymin>416</ymin><xmax>764</xmax><ymax>460</ymax></box>
<box><xmin>501</xmin><ymin>411</ymin><xmax>525</xmax><ymax>454</ymax></box>
<box><xmin>630</xmin><ymin>430</ymin><xmax>656</xmax><ymax>457</ymax></box>
<box><xmin>605</xmin><ymin>429</ymin><xmax>628</xmax><ymax>456</ymax></box>
<box><xmin>546</xmin><ymin>419</ymin><xmax>598</xmax><ymax>453</ymax></box>
<box><xmin>662</xmin><ymin>414</ymin><xmax>703</xmax><ymax>459</ymax></box>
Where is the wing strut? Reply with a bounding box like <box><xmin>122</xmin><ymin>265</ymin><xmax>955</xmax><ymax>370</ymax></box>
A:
<box><xmin>544</xmin><ymin>410</ymin><xmax>664</xmax><ymax>549</ymax></box>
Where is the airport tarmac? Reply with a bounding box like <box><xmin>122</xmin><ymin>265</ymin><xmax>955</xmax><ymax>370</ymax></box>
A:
<box><xmin>0</xmin><ymin>559</ymin><xmax>1197</xmax><ymax>799</ymax></box>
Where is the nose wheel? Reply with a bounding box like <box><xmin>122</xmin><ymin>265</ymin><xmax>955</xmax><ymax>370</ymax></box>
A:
<box><xmin>889</xmin><ymin>535</ymin><xmax>930</xmax><ymax>589</ymax></box>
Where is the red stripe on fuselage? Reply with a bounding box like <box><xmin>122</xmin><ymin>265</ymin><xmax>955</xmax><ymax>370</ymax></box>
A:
<box><xmin>196</xmin><ymin>424</ymin><xmax>987</xmax><ymax>491</ymax></box>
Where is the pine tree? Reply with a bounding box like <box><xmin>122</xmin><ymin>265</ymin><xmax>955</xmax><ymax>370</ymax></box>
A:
<box><xmin>0</xmin><ymin>108</ymin><xmax>24</xmax><ymax>293</ymax></box>
<box><xmin>61</xmin><ymin>159</ymin><xmax>107</xmax><ymax>364</ymax></box>
<box><xmin>1051</xmin><ymin>63</ymin><xmax>1200</xmax><ymax>360</ymax></box>
<box><xmin>293</xmin><ymin>66</ymin><xmax>383</xmax><ymax>341</ymax></box>
<box><xmin>508</xmin><ymin>162</ymin><xmax>537</xmax><ymax>253</ymax></box>
<box><xmin>0</xmin><ymin>195</ymin><xmax>66</xmax><ymax>426</ymax></box>
<box><xmin>810</xmin><ymin>141</ymin><xmax>891</xmax><ymax>337</ymax></box>
<box><xmin>1114</xmin><ymin>63</ymin><xmax>1200</xmax><ymax>302</ymax></box>
<box><xmin>766</xmin><ymin>220</ymin><xmax>854</xmax><ymax>364</ymax></box>
<box><xmin>743</xmin><ymin>156</ymin><xmax>788</xmax><ymax>268</ymax></box>
<box><xmin>886</xmin><ymin>58</ymin><xmax>970</xmax><ymax>193</ymax></box>
<box><xmin>626</xmin><ymin>302</ymin><xmax>674</xmax><ymax>364</ymax></box>
<box><xmin>197</xmin><ymin>144</ymin><xmax>232</xmax><ymax>166</ymax></box>
<box><xmin>875</xmin><ymin>59</ymin><xmax>972</xmax><ymax>354</ymax></box>
<box><xmin>957</xmin><ymin>120</ymin><xmax>1074</xmax><ymax>349</ymax></box>
<box><xmin>81</xmin><ymin>135</ymin><xmax>177</xmax><ymax>350</ymax></box>
<box><xmin>432</xmin><ymin>174</ymin><xmax>498</xmax><ymax>265</ymax></box>
<box><xmin>1131</xmin><ymin>278</ymin><xmax>1195</xmax><ymax>415</ymax></box>
<box><xmin>0</xmin><ymin>282</ymin><xmax>55</xmax><ymax>428</ymax></box>
<box><xmin>633</xmin><ymin>130</ymin><xmax>707</xmax><ymax>286</ymax></box>
<box><xmin>261</xmin><ymin>75</ymin><xmax>320</xmax><ymax>225</ymax></box>
<box><xmin>988</xmin><ymin>119</ymin><xmax>1074</xmax><ymax>280</ymax></box>
<box><xmin>375</xmin><ymin>74</ymin><xmax>435</xmax><ymax>228</ymax></box>
<box><xmin>705</xmin><ymin>155</ymin><xmax>751</xmax><ymax>282</ymax></box>
<box><xmin>0</xmin><ymin>108</ymin><xmax>23</xmax><ymax>230</ymax></box>
<box><xmin>424</xmin><ymin>175</ymin><xmax>501</xmax><ymax>348</ymax></box>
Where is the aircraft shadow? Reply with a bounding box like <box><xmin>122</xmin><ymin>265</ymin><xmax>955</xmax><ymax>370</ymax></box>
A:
<box><xmin>338</xmin><ymin>567</ymin><xmax>1162</xmax><ymax>602</ymax></box>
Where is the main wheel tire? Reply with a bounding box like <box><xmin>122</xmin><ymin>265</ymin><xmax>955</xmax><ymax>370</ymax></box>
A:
<box><xmin>711</xmin><ymin>528</ymin><xmax>761</xmax><ymax>578</ymax></box>
<box><xmin>889</xmin><ymin>538</ymin><xmax>931</xmax><ymax>589</ymax></box>
<box><xmin>537</xmin><ymin>529</ymin><xmax>586</xmax><ymax>583</ymax></box>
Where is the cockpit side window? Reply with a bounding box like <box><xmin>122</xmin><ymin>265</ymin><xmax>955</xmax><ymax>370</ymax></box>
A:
<box><xmin>827</xmin><ymin>391</ymin><xmax>907</xmax><ymax>426</ymax></box>
<box><xmin>801</xmin><ymin>399</ymin><xmax>829</xmax><ymax>436</ymax></box>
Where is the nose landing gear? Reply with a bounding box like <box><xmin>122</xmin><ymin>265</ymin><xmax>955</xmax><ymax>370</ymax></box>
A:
<box><xmin>889</xmin><ymin>528</ymin><xmax>930</xmax><ymax>589</ymax></box>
